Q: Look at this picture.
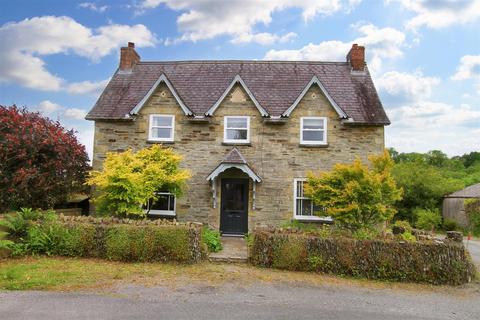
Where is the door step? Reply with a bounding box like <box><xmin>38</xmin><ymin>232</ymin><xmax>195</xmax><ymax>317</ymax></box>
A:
<box><xmin>209</xmin><ymin>256</ymin><xmax>248</xmax><ymax>263</ymax></box>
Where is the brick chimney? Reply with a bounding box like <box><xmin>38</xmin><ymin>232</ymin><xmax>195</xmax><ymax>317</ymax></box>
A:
<box><xmin>119</xmin><ymin>42</ymin><xmax>140</xmax><ymax>71</ymax></box>
<box><xmin>346</xmin><ymin>44</ymin><xmax>365</xmax><ymax>71</ymax></box>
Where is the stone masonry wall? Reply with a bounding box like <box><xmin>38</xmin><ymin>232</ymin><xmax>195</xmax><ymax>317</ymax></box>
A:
<box><xmin>92</xmin><ymin>82</ymin><xmax>385</xmax><ymax>230</ymax></box>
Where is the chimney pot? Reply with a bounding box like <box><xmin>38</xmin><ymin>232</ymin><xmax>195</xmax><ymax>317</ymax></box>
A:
<box><xmin>347</xmin><ymin>44</ymin><xmax>365</xmax><ymax>71</ymax></box>
<box><xmin>120</xmin><ymin>42</ymin><xmax>140</xmax><ymax>71</ymax></box>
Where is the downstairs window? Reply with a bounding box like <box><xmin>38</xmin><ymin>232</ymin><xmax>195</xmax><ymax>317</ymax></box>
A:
<box><xmin>293</xmin><ymin>179</ymin><xmax>331</xmax><ymax>221</ymax></box>
<box><xmin>143</xmin><ymin>191</ymin><xmax>176</xmax><ymax>216</ymax></box>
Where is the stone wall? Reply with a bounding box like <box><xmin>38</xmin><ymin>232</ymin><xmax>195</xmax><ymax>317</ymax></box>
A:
<box><xmin>92</xmin><ymin>82</ymin><xmax>385</xmax><ymax>230</ymax></box>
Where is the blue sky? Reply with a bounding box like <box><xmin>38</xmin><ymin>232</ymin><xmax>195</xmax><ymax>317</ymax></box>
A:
<box><xmin>1</xmin><ymin>0</ymin><xmax>479</xmax><ymax>161</ymax></box>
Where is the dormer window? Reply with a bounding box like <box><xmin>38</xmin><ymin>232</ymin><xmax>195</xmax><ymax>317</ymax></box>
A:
<box><xmin>149</xmin><ymin>114</ymin><xmax>174</xmax><ymax>142</ymax></box>
<box><xmin>300</xmin><ymin>117</ymin><xmax>327</xmax><ymax>145</ymax></box>
<box><xmin>224</xmin><ymin>116</ymin><xmax>250</xmax><ymax>144</ymax></box>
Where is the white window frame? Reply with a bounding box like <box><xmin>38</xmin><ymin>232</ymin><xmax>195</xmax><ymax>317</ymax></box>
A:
<box><xmin>300</xmin><ymin>117</ymin><xmax>327</xmax><ymax>145</ymax></box>
<box><xmin>144</xmin><ymin>192</ymin><xmax>176</xmax><ymax>216</ymax></box>
<box><xmin>293</xmin><ymin>178</ymin><xmax>332</xmax><ymax>221</ymax></box>
<box><xmin>223</xmin><ymin>116</ymin><xmax>250</xmax><ymax>144</ymax></box>
<box><xmin>148</xmin><ymin>114</ymin><xmax>175</xmax><ymax>142</ymax></box>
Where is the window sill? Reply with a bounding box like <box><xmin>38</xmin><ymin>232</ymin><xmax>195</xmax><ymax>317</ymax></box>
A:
<box><xmin>146</xmin><ymin>211</ymin><xmax>176</xmax><ymax>216</ymax></box>
<box><xmin>294</xmin><ymin>216</ymin><xmax>333</xmax><ymax>223</ymax></box>
<box><xmin>222</xmin><ymin>142</ymin><xmax>251</xmax><ymax>146</ymax></box>
<box><xmin>299</xmin><ymin>143</ymin><xmax>328</xmax><ymax>148</ymax></box>
<box><xmin>147</xmin><ymin>140</ymin><xmax>174</xmax><ymax>144</ymax></box>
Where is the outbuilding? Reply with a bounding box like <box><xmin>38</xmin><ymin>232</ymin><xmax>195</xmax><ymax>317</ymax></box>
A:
<box><xmin>442</xmin><ymin>183</ymin><xmax>480</xmax><ymax>227</ymax></box>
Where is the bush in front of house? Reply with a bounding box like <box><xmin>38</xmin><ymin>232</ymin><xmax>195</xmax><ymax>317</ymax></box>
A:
<box><xmin>250</xmin><ymin>230</ymin><xmax>476</xmax><ymax>285</ymax></box>
<box><xmin>414</xmin><ymin>208</ymin><xmax>442</xmax><ymax>231</ymax></box>
<box><xmin>0</xmin><ymin>209</ymin><xmax>203</xmax><ymax>263</ymax></box>
<box><xmin>0</xmin><ymin>105</ymin><xmax>89</xmax><ymax>212</ymax></box>
<box><xmin>305</xmin><ymin>151</ymin><xmax>402</xmax><ymax>232</ymax></box>
<box><xmin>201</xmin><ymin>227</ymin><xmax>222</xmax><ymax>253</ymax></box>
<box><xmin>87</xmin><ymin>145</ymin><xmax>191</xmax><ymax>218</ymax></box>
<box><xmin>465</xmin><ymin>199</ymin><xmax>480</xmax><ymax>236</ymax></box>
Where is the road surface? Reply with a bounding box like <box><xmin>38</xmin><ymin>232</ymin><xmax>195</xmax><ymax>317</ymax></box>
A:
<box><xmin>1</xmin><ymin>280</ymin><xmax>479</xmax><ymax>320</ymax></box>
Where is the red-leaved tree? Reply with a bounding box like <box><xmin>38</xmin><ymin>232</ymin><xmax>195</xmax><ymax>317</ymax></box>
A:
<box><xmin>0</xmin><ymin>105</ymin><xmax>89</xmax><ymax>211</ymax></box>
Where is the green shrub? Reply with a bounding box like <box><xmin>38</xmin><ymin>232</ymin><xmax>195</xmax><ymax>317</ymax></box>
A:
<box><xmin>201</xmin><ymin>228</ymin><xmax>222</xmax><ymax>253</ymax></box>
<box><xmin>250</xmin><ymin>230</ymin><xmax>475</xmax><ymax>285</ymax></box>
<box><xmin>414</xmin><ymin>208</ymin><xmax>441</xmax><ymax>231</ymax></box>
<box><xmin>306</xmin><ymin>151</ymin><xmax>402</xmax><ymax>231</ymax></box>
<box><xmin>1</xmin><ymin>209</ymin><xmax>202</xmax><ymax>263</ymax></box>
<box><xmin>393</xmin><ymin>220</ymin><xmax>412</xmax><ymax>232</ymax></box>
<box><xmin>400</xmin><ymin>231</ymin><xmax>416</xmax><ymax>242</ymax></box>
<box><xmin>352</xmin><ymin>227</ymin><xmax>379</xmax><ymax>240</ymax></box>
<box><xmin>443</xmin><ymin>218</ymin><xmax>460</xmax><ymax>232</ymax></box>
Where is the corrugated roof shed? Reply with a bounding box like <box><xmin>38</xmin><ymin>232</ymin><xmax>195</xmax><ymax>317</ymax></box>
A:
<box><xmin>445</xmin><ymin>183</ymin><xmax>480</xmax><ymax>198</ymax></box>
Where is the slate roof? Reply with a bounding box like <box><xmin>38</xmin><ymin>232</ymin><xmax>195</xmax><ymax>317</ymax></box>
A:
<box><xmin>222</xmin><ymin>147</ymin><xmax>247</xmax><ymax>164</ymax></box>
<box><xmin>445</xmin><ymin>183</ymin><xmax>480</xmax><ymax>198</ymax></box>
<box><xmin>86</xmin><ymin>60</ymin><xmax>390</xmax><ymax>125</ymax></box>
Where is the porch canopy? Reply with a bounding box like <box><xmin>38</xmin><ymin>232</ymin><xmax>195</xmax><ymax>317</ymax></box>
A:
<box><xmin>206</xmin><ymin>147</ymin><xmax>261</xmax><ymax>209</ymax></box>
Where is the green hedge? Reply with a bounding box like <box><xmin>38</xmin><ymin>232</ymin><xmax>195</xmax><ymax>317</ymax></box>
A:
<box><xmin>250</xmin><ymin>230</ymin><xmax>476</xmax><ymax>285</ymax></box>
<box><xmin>56</xmin><ymin>223</ymin><xmax>203</xmax><ymax>263</ymax></box>
<box><xmin>2</xmin><ymin>212</ymin><xmax>203</xmax><ymax>263</ymax></box>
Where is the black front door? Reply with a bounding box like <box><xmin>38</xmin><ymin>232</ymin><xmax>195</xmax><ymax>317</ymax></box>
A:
<box><xmin>220</xmin><ymin>178</ymin><xmax>248</xmax><ymax>235</ymax></box>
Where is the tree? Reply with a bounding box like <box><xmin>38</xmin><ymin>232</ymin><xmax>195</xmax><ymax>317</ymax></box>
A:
<box><xmin>87</xmin><ymin>145</ymin><xmax>190</xmax><ymax>217</ymax></box>
<box><xmin>392</xmin><ymin>161</ymin><xmax>464</xmax><ymax>223</ymax></box>
<box><xmin>305</xmin><ymin>151</ymin><xmax>402</xmax><ymax>231</ymax></box>
<box><xmin>0</xmin><ymin>105</ymin><xmax>89</xmax><ymax>211</ymax></box>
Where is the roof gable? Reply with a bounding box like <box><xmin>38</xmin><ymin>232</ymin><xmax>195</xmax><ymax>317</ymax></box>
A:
<box><xmin>130</xmin><ymin>74</ymin><xmax>192</xmax><ymax>116</ymax></box>
<box><xmin>282</xmin><ymin>76</ymin><xmax>348</xmax><ymax>119</ymax></box>
<box><xmin>205</xmin><ymin>75</ymin><xmax>269</xmax><ymax>117</ymax></box>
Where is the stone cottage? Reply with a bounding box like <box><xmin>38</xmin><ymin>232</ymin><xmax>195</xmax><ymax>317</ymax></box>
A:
<box><xmin>86</xmin><ymin>42</ymin><xmax>390</xmax><ymax>235</ymax></box>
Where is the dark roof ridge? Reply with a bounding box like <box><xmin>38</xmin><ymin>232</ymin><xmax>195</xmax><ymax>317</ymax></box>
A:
<box><xmin>137</xmin><ymin>60</ymin><xmax>350</xmax><ymax>65</ymax></box>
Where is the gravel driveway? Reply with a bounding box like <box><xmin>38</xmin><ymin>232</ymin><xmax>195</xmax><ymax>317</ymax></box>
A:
<box><xmin>1</xmin><ymin>279</ymin><xmax>479</xmax><ymax>320</ymax></box>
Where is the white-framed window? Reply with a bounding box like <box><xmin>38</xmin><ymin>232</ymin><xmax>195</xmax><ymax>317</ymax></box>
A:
<box><xmin>224</xmin><ymin>116</ymin><xmax>250</xmax><ymax>144</ymax></box>
<box><xmin>148</xmin><ymin>114</ymin><xmax>175</xmax><ymax>142</ymax></box>
<box><xmin>143</xmin><ymin>191</ymin><xmax>176</xmax><ymax>216</ymax></box>
<box><xmin>300</xmin><ymin>117</ymin><xmax>327</xmax><ymax>145</ymax></box>
<box><xmin>293</xmin><ymin>179</ymin><xmax>332</xmax><ymax>221</ymax></box>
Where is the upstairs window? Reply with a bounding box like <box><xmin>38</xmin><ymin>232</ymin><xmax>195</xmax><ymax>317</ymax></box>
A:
<box><xmin>224</xmin><ymin>116</ymin><xmax>250</xmax><ymax>144</ymax></box>
<box><xmin>293</xmin><ymin>179</ymin><xmax>331</xmax><ymax>221</ymax></box>
<box><xmin>149</xmin><ymin>114</ymin><xmax>174</xmax><ymax>142</ymax></box>
<box><xmin>300</xmin><ymin>117</ymin><xmax>327</xmax><ymax>145</ymax></box>
<box><xmin>143</xmin><ymin>191</ymin><xmax>176</xmax><ymax>216</ymax></box>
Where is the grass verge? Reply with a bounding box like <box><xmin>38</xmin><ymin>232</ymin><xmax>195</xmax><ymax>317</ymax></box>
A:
<box><xmin>0</xmin><ymin>256</ymin><xmax>477</xmax><ymax>294</ymax></box>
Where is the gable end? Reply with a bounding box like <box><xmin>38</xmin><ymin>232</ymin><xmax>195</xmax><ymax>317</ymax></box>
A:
<box><xmin>130</xmin><ymin>74</ymin><xmax>193</xmax><ymax>116</ymax></box>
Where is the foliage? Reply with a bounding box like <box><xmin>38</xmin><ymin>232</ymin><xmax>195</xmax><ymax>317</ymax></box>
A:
<box><xmin>465</xmin><ymin>199</ymin><xmax>480</xmax><ymax>236</ymax></box>
<box><xmin>305</xmin><ymin>151</ymin><xmax>402</xmax><ymax>231</ymax></box>
<box><xmin>87</xmin><ymin>145</ymin><xmax>190</xmax><ymax>218</ymax></box>
<box><xmin>393</xmin><ymin>220</ymin><xmax>412</xmax><ymax>233</ymax></box>
<box><xmin>250</xmin><ymin>230</ymin><xmax>476</xmax><ymax>285</ymax></box>
<box><xmin>0</xmin><ymin>105</ymin><xmax>89</xmax><ymax>211</ymax></box>
<box><xmin>1</xmin><ymin>209</ymin><xmax>202</xmax><ymax>263</ymax></box>
<box><xmin>201</xmin><ymin>227</ymin><xmax>222</xmax><ymax>253</ymax></box>
<box><xmin>389</xmin><ymin>148</ymin><xmax>480</xmax><ymax>223</ymax></box>
<box><xmin>400</xmin><ymin>231</ymin><xmax>416</xmax><ymax>242</ymax></box>
<box><xmin>414</xmin><ymin>208</ymin><xmax>441</xmax><ymax>231</ymax></box>
<box><xmin>352</xmin><ymin>227</ymin><xmax>379</xmax><ymax>240</ymax></box>
<box><xmin>443</xmin><ymin>218</ymin><xmax>460</xmax><ymax>232</ymax></box>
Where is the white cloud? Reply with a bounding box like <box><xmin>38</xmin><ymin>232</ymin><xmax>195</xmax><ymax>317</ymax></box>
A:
<box><xmin>451</xmin><ymin>55</ymin><xmax>480</xmax><ymax>81</ymax></box>
<box><xmin>231</xmin><ymin>32</ymin><xmax>296</xmax><ymax>45</ymax></box>
<box><xmin>376</xmin><ymin>70</ymin><xmax>440</xmax><ymax>104</ymax></box>
<box><xmin>79</xmin><ymin>2</ymin><xmax>108</xmax><ymax>13</ymax></box>
<box><xmin>0</xmin><ymin>16</ymin><xmax>156</xmax><ymax>91</ymax></box>
<box><xmin>63</xmin><ymin>108</ymin><xmax>88</xmax><ymax>120</ymax></box>
<box><xmin>386</xmin><ymin>101</ymin><xmax>480</xmax><ymax>156</ymax></box>
<box><xmin>388</xmin><ymin>0</ymin><xmax>480</xmax><ymax>30</ymax></box>
<box><xmin>264</xmin><ymin>24</ymin><xmax>405</xmax><ymax>74</ymax></box>
<box><xmin>67</xmin><ymin>79</ymin><xmax>109</xmax><ymax>96</ymax></box>
<box><xmin>138</xmin><ymin>0</ymin><xmax>358</xmax><ymax>43</ymax></box>
<box><xmin>38</xmin><ymin>100</ymin><xmax>62</xmax><ymax>114</ymax></box>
